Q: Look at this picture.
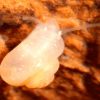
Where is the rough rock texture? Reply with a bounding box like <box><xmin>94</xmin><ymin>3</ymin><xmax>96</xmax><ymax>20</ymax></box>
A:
<box><xmin>0</xmin><ymin>0</ymin><xmax>100</xmax><ymax>100</ymax></box>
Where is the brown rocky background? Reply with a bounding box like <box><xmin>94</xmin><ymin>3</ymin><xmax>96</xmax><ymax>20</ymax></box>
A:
<box><xmin>0</xmin><ymin>0</ymin><xmax>100</xmax><ymax>100</ymax></box>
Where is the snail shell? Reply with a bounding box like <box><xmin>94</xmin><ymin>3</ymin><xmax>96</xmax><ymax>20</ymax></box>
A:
<box><xmin>0</xmin><ymin>20</ymin><xmax>64</xmax><ymax>88</ymax></box>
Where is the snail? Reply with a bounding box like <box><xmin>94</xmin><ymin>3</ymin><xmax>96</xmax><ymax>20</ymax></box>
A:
<box><xmin>0</xmin><ymin>18</ymin><xmax>99</xmax><ymax>88</ymax></box>
<box><xmin>0</xmin><ymin>19</ymin><xmax>64</xmax><ymax>88</ymax></box>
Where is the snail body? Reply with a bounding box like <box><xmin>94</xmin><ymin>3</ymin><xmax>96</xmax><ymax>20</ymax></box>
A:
<box><xmin>0</xmin><ymin>20</ymin><xmax>64</xmax><ymax>88</ymax></box>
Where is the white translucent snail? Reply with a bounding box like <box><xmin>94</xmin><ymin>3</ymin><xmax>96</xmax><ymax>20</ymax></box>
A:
<box><xmin>0</xmin><ymin>19</ymin><xmax>64</xmax><ymax>88</ymax></box>
<box><xmin>0</xmin><ymin>17</ymin><xmax>99</xmax><ymax>88</ymax></box>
